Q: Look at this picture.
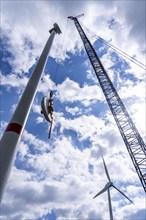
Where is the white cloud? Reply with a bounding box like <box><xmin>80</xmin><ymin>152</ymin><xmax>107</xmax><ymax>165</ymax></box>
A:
<box><xmin>1</xmin><ymin>1</ymin><xmax>145</xmax><ymax>219</ymax></box>
<box><xmin>66</xmin><ymin>106</ymin><xmax>81</xmax><ymax>115</ymax></box>
<box><xmin>0</xmin><ymin>121</ymin><xmax>7</xmax><ymax>139</ymax></box>
<box><xmin>1</xmin><ymin>0</ymin><xmax>145</xmax><ymax>73</ymax></box>
<box><xmin>0</xmin><ymin>72</ymin><xmax>28</xmax><ymax>89</ymax></box>
<box><xmin>57</xmin><ymin>77</ymin><xmax>104</xmax><ymax>103</ymax></box>
<box><xmin>1</xmin><ymin>126</ymin><xmax>145</xmax><ymax>219</ymax></box>
<box><xmin>36</xmin><ymin>116</ymin><xmax>44</xmax><ymax>124</ymax></box>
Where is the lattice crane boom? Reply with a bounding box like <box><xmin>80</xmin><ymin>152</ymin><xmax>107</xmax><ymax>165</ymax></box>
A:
<box><xmin>68</xmin><ymin>16</ymin><xmax>146</xmax><ymax>193</ymax></box>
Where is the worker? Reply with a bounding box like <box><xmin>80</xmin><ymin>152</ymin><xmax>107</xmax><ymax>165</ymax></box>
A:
<box><xmin>47</xmin><ymin>91</ymin><xmax>54</xmax><ymax>139</ymax></box>
<box><xmin>48</xmin><ymin>91</ymin><xmax>53</xmax><ymax>122</ymax></box>
<box><xmin>41</xmin><ymin>91</ymin><xmax>54</xmax><ymax>138</ymax></box>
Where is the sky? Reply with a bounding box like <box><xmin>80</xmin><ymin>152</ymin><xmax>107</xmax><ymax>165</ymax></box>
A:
<box><xmin>0</xmin><ymin>0</ymin><xmax>146</xmax><ymax>219</ymax></box>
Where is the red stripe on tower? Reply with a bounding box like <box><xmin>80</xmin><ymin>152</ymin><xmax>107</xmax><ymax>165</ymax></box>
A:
<box><xmin>5</xmin><ymin>123</ymin><xmax>22</xmax><ymax>135</ymax></box>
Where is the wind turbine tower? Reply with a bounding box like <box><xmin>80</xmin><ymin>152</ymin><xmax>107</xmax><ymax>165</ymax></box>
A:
<box><xmin>68</xmin><ymin>15</ymin><xmax>146</xmax><ymax>193</ymax></box>
<box><xmin>93</xmin><ymin>156</ymin><xmax>133</xmax><ymax>220</ymax></box>
<box><xmin>0</xmin><ymin>23</ymin><xmax>62</xmax><ymax>204</ymax></box>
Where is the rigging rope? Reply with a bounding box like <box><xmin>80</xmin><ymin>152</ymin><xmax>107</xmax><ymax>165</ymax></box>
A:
<box><xmin>52</xmin><ymin>18</ymin><xmax>69</xmax><ymax>85</ymax></box>
<box><xmin>46</xmin><ymin>19</ymin><xmax>69</xmax><ymax>139</ymax></box>
<box><xmin>80</xmin><ymin>22</ymin><xmax>146</xmax><ymax>70</ymax></box>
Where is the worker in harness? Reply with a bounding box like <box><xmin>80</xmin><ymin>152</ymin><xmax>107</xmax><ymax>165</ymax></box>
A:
<box><xmin>41</xmin><ymin>90</ymin><xmax>54</xmax><ymax>139</ymax></box>
<box><xmin>48</xmin><ymin>90</ymin><xmax>53</xmax><ymax>123</ymax></box>
<box><xmin>47</xmin><ymin>90</ymin><xmax>53</xmax><ymax>139</ymax></box>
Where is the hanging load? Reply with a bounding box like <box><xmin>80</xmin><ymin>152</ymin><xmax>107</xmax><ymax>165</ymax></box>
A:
<box><xmin>41</xmin><ymin>91</ymin><xmax>54</xmax><ymax>139</ymax></box>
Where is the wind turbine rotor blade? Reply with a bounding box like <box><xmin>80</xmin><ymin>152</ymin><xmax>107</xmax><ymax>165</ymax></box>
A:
<box><xmin>93</xmin><ymin>185</ymin><xmax>109</xmax><ymax>199</ymax></box>
<box><xmin>113</xmin><ymin>185</ymin><xmax>134</xmax><ymax>204</ymax></box>
<box><xmin>102</xmin><ymin>156</ymin><xmax>111</xmax><ymax>181</ymax></box>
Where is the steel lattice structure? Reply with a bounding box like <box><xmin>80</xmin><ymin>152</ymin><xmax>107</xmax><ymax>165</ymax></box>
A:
<box><xmin>69</xmin><ymin>16</ymin><xmax>146</xmax><ymax>193</ymax></box>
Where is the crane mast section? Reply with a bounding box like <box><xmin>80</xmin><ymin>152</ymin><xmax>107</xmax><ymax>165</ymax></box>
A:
<box><xmin>73</xmin><ymin>18</ymin><xmax>146</xmax><ymax>192</ymax></box>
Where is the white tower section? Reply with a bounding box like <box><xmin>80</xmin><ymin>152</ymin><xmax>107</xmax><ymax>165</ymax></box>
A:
<box><xmin>0</xmin><ymin>23</ymin><xmax>61</xmax><ymax>204</ymax></box>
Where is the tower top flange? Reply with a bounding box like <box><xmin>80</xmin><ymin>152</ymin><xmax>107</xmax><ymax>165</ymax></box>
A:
<box><xmin>49</xmin><ymin>23</ymin><xmax>62</xmax><ymax>34</ymax></box>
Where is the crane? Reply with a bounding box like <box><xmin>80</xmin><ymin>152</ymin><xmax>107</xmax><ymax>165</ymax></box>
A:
<box><xmin>68</xmin><ymin>15</ymin><xmax>146</xmax><ymax>193</ymax></box>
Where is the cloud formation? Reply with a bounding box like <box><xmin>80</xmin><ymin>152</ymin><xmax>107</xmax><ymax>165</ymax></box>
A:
<box><xmin>1</xmin><ymin>1</ymin><xmax>145</xmax><ymax>220</ymax></box>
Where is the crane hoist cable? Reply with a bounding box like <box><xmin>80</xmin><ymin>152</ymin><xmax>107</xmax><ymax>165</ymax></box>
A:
<box><xmin>80</xmin><ymin>22</ymin><xmax>146</xmax><ymax>70</ymax></box>
<box><xmin>52</xmin><ymin>18</ymin><xmax>69</xmax><ymax>86</ymax></box>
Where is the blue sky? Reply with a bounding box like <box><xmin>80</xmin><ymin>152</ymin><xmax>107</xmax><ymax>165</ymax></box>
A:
<box><xmin>0</xmin><ymin>0</ymin><xmax>146</xmax><ymax>219</ymax></box>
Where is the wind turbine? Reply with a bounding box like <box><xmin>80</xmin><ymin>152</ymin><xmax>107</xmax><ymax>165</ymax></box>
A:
<box><xmin>93</xmin><ymin>156</ymin><xmax>134</xmax><ymax>220</ymax></box>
